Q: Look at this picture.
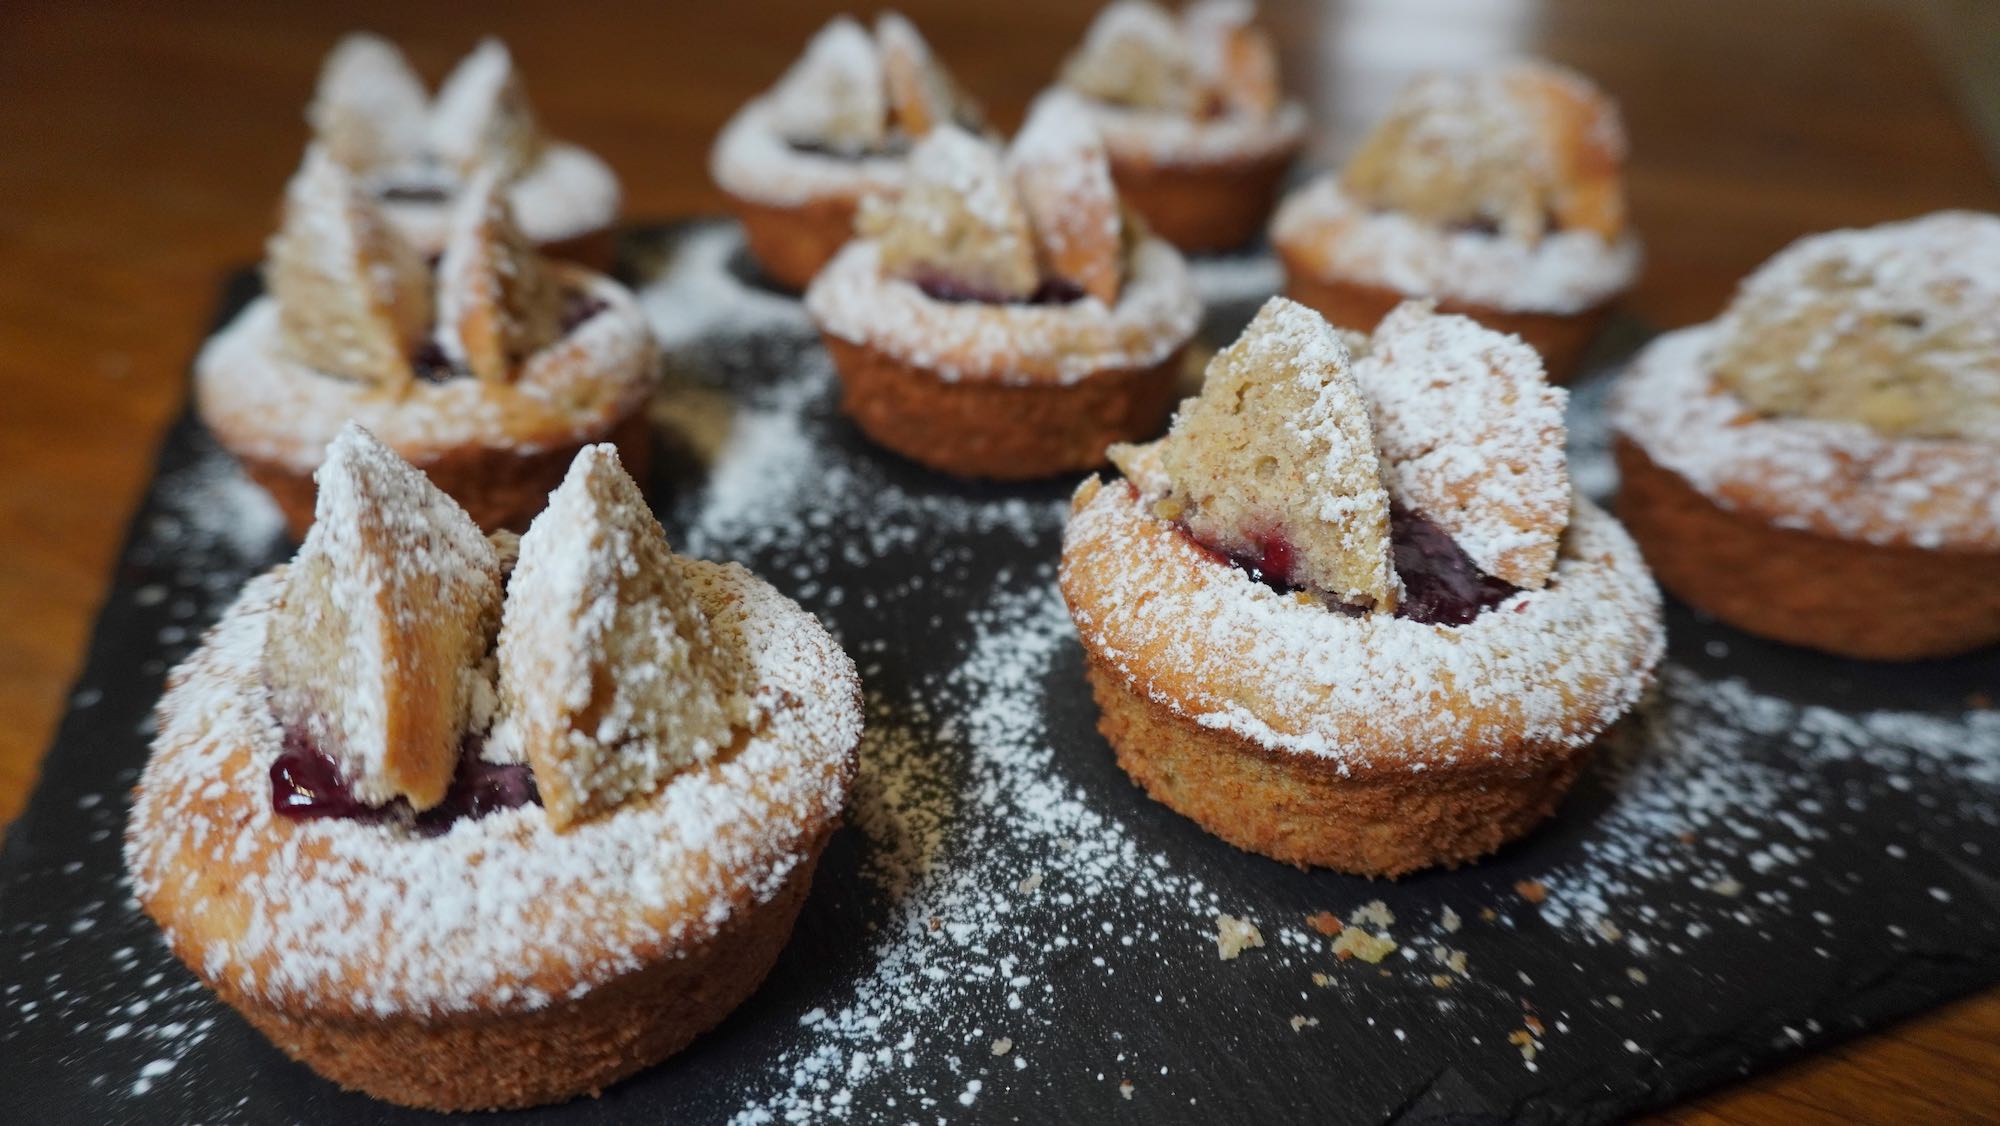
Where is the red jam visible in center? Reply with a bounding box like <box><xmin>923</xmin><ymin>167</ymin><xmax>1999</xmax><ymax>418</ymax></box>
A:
<box><xmin>270</xmin><ymin>730</ymin><xmax>539</xmax><ymax>835</ymax></box>
<box><xmin>912</xmin><ymin>271</ymin><xmax>1087</xmax><ymax>307</ymax></box>
<box><xmin>1181</xmin><ymin>505</ymin><xmax>1517</xmax><ymax>627</ymax></box>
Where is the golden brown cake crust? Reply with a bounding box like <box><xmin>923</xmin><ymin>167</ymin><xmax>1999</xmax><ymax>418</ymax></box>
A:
<box><xmin>216</xmin><ymin>842</ymin><xmax>827</xmax><ymax>1111</ymax></box>
<box><xmin>1615</xmin><ymin>437</ymin><xmax>2000</xmax><ymax>660</ymax></box>
<box><xmin>825</xmin><ymin>334</ymin><xmax>1183</xmax><ymax>479</ymax></box>
<box><xmin>239</xmin><ymin>407</ymin><xmax>652</xmax><ymax>540</ymax></box>
<box><xmin>727</xmin><ymin>189</ymin><xmax>863</xmax><ymax>293</ymax></box>
<box><xmin>1084</xmin><ymin>656</ymin><xmax>1592</xmax><ymax>876</ymax></box>
<box><xmin>1281</xmin><ymin>262</ymin><xmax>1608</xmax><ymax>385</ymax></box>
<box><xmin>1107</xmin><ymin>143</ymin><xmax>1297</xmax><ymax>253</ymax></box>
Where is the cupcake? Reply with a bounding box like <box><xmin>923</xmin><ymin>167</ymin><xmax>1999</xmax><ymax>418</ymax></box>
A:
<box><xmin>1271</xmin><ymin>61</ymin><xmax>1640</xmax><ymax>382</ymax></box>
<box><xmin>805</xmin><ymin>95</ymin><xmax>1202</xmax><ymax>479</ymax></box>
<box><xmin>1053</xmin><ymin>0</ymin><xmax>1306</xmax><ymax>252</ymax></box>
<box><xmin>309</xmin><ymin>33</ymin><xmax>620</xmax><ymax>266</ymax></box>
<box><xmin>1612</xmin><ymin>211</ymin><xmax>2000</xmax><ymax>660</ymax></box>
<box><xmin>710</xmin><ymin>13</ymin><xmax>982</xmax><ymax>291</ymax></box>
<box><xmin>1061</xmin><ymin>297</ymin><xmax>1662</xmax><ymax>875</ymax></box>
<box><xmin>197</xmin><ymin>148</ymin><xmax>657</xmax><ymax>539</ymax></box>
<box><xmin>125</xmin><ymin>427</ymin><xmax>862</xmax><ymax>1109</ymax></box>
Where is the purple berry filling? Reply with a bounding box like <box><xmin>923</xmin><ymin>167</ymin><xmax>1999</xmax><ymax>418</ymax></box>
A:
<box><xmin>912</xmin><ymin>271</ymin><xmax>1087</xmax><ymax>307</ymax></box>
<box><xmin>1180</xmin><ymin>505</ymin><xmax>1517</xmax><ymax>626</ymax></box>
<box><xmin>270</xmin><ymin>729</ymin><xmax>539</xmax><ymax>833</ymax></box>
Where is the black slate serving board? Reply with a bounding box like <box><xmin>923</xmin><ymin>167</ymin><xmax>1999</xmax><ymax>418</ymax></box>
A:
<box><xmin>3</xmin><ymin>221</ymin><xmax>1997</xmax><ymax>1125</ymax></box>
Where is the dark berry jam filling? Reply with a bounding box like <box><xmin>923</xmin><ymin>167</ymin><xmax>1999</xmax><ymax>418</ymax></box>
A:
<box><xmin>402</xmin><ymin>288</ymin><xmax>605</xmax><ymax>383</ymax></box>
<box><xmin>558</xmin><ymin>288</ymin><xmax>609</xmax><ymax>334</ymax></box>
<box><xmin>378</xmin><ymin>183</ymin><xmax>452</xmax><ymax>204</ymax></box>
<box><xmin>1179</xmin><ymin>505</ymin><xmax>1518</xmax><ymax>627</ymax></box>
<box><xmin>1387</xmin><ymin>505</ymin><xmax>1519</xmax><ymax>626</ymax></box>
<box><xmin>912</xmin><ymin>271</ymin><xmax>1087</xmax><ymax>307</ymax></box>
<box><xmin>271</xmin><ymin>730</ymin><xmax>539</xmax><ymax>835</ymax></box>
<box><xmin>411</xmin><ymin>340</ymin><xmax>462</xmax><ymax>383</ymax></box>
<box><xmin>785</xmin><ymin>136</ymin><xmax>912</xmax><ymax>161</ymax></box>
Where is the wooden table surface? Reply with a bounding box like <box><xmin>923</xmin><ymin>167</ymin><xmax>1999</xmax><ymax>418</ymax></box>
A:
<box><xmin>2</xmin><ymin>0</ymin><xmax>1995</xmax><ymax>1120</ymax></box>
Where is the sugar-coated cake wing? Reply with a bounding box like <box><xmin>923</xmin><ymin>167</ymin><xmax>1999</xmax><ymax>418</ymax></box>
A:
<box><xmin>434</xmin><ymin>167</ymin><xmax>562</xmax><ymax>383</ymax></box>
<box><xmin>264</xmin><ymin>424</ymin><xmax>504</xmax><ymax>811</ymax></box>
<box><xmin>1008</xmin><ymin>92</ymin><xmax>1124</xmax><ymax>306</ymax></box>
<box><xmin>1352</xmin><ymin>302</ymin><xmax>1570</xmax><ymax>589</ymax></box>
<box><xmin>266</xmin><ymin>147</ymin><xmax>433</xmax><ymax>389</ymax></box>
<box><xmin>1157</xmin><ymin>297</ymin><xmax>1399</xmax><ymax>609</ymax></box>
<box><xmin>497</xmin><ymin>445</ymin><xmax>747</xmax><ymax>831</ymax></box>
<box><xmin>309</xmin><ymin>32</ymin><xmax>430</xmax><ymax>170</ymax></box>
<box><xmin>430</xmin><ymin>38</ymin><xmax>545</xmax><ymax>178</ymax></box>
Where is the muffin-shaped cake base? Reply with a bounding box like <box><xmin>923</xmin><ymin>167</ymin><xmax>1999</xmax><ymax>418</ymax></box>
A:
<box><xmin>1282</xmin><ymin>269</ymin><xmax>1609</xmax><ymax>385</ymax></box>
<box><xmin>126</xmin><ymin>563</ymin><xmax>862</xmax><ymax>1110</ymax></box>
<box><xmin>806</xmin><ymin>239</ymin><xmax>1202</xmax><ymax>480</ymax></box>
<box><xmin>1616</xmin><ymin>439</ymin><xmax>2000</xmax><ymax>660</ymax></box>
<box><xmin>1109</xmin><ymin>149</ymin><xmax>1295</xmax><ymax>254</ymax></box>
<box><xmin>1611</xmin><ymin>325</ymin><xmax>2000</xmax><ymax>661</ymax></box>
<box><xmin>1061</xmin><ymin>478</ymin><xmax>1662</xmax><ymax>877</ymax></box>
<box><xmin>824</xmin><ymin>336</ymin><xmax>1183</xmax><ymax>479</ymax></box>
<box><xmin>218</xmin><ymin>841</ymin><xmax>825</xmax><ymax>1109</ymax></box>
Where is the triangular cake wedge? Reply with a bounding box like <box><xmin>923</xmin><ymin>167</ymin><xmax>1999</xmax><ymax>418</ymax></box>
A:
<box><xmin>865</xmin><ymin>125</ymin><xmax>1040</xmax><ymax>301</ymax></box>
<box><xmin>1182</xmin><ymin>0</ymin><xmax>1280</xmax><ymax>116</ymax></box>
<box><xmin>434</xmin><ymin>167</ymin><xmax>562</xmax><ymax>383</ymax></box>
<box><xmin>264</xmin><ymin>424</ymin><xmax>504</xmax><ymax>811</ymax></box>
<box><xmin>877</xmin><ymin>12</ymin><xmax>972</xmax><ymax>138</ymax></box>
<box><xmin>1008</xmin><ymin>93</ymin><xmax>1123</xmax><ymax>306</ymax></box>
<box><xmin>1351</xmin><ymin>302</ymin><xmax>1569</xmax><ymax>589</ymax></box>
<box><xmin>429</xmin><ymin>38</ymin><xmax>544</xmax><ymax>178</ymax></box>
<box><xmin>766</xmin><ymin>16</ymin><xmax>888</xmax><ymax>154</ymax></box>
<box><xmin>1157</xmin><ymin>297</ymin><xmax>1398</xmax><ymax>610</ymax></box>
<box><xmin>309</xmin><ymin>32</ymin><xmax>431</xmax><ymax>170</ymax></box>
<box><xmin>497</xmin><ymin>446</ymin><xmax>746</xmax><ymax>831</ymax></box>
<box><xmin>267</xmin><ymin>147</ymin><xmax>432</xmax><ymax>389</ymax></box>
<box><xmin>1060</xmin><ymin>1</ymin><xmax>1200</xmax><ymax>115</ymax></box>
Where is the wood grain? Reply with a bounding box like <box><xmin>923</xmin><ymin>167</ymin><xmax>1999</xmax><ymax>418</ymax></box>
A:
<box><xmin>0</xmin><ymin>1</ymin><xmax>1994</xmax><ymax>1121</ymax></box>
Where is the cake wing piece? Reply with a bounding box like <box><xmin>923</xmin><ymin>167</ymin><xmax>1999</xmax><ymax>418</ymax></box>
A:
<box><xmin>865</xmin><ymin>125</ymin><xmax>1040</xmax><ymax>301</ymax></box>
<box><xmin>265</xmin><ymin>425</ymin><xmax>504</xmax><ymax>811</ymax></box>
<box><xmin>1060</xmin><ymin>1</ymin><xmax>1200</xmax><ymax>115</ymax></box>
<box><xmin>1008</xmin><ymin>93</ymin><xmax>1123</xmax><ymax>306</ymax></box>
<box><xmin>267</xmin><ymin>147</ymin><xmax>432</xmax><ymax>390</ymax></box>
<box><xmin>429</xmin><ymin>38</ymin><xmax>544</xmax><ymax>178</ymax></box>
<box><xmin>1159</xmin><ymin>297</ymin><xmax>1399</xmax><ymax>610</ymax></box>
<box><xmin>876</xmin><ymin>13</ymin><xmax>975</xmax><ymax>138</ymax></box>
<box><xmin>434</xmin><ymin>168</ymin><xmax>561</xmax><ymax>384</ymax></box>
<box><xmin>1182</xmin><ymin>1</ymin><xmax>1280</xmax><ymax>117</ymax></box>
<box><xmin>767</xmin><ymin>16</ymin><xmax>888</xmax><ymax>154</ymax></box>
<box><xmin>309</xmin><ymin>32</ymin><xmax>430</xmax><ymax>170</ymax></box>
<box><xmin>1353</xmin><ymin>303</ymin><xmax>1569</xmax><ymax>590</ymax></box>
<box><xmin>498</xmin><ymin>445</ymin><xmax>746</xmax><ymax>831</ymax></box>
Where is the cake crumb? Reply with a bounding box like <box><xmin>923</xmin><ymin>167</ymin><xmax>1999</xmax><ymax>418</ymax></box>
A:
<box><xmin>1311</xmin><ymin>972</ymin><xmax>1331</xmax><ymax>987</ymax></box>
<box><xmin>991</xmin><ymin>1037</ymin><xmax>1013</xmax><ymax>1056</ymax></box>
<box><xmin>1214</xmin><ymin>914</ymin><xmax>1264</xmax><ymax>959</ymax></box>
<box><xmin>1017</xmin><ymin>871</ymin><xmax>1043</xmax><ymax>894</ymax></box>
<box><xmin>1330</xmin><ymin>929</ymin><xmax>1396</xmax><ymax>964</ymax></box>
<box><xmin>1305</xmin><ymin>911</ymin><xmax>1343</xmax><ymax>936</ymax></box>
<box><xmin>1441</xmin><ymin>906</ymin><xmax>1462</xmax><ymax>933</ymax></box>
<box><xmin>1508</xmin><ymin>1028</ymin><xmax>1541</xmax><ymax>1061</ymax></box>
<box><xmin>1514</xmin><ymin>880</ymin><xmax>1549</xmax><ymax>904</ymax></box>
<box><xmin>1119</xmin><ymin>1079</ymin><xmax>1135</xmax><ymax>1100</ymax></box>
<box><xmin>1289</xmin><ymin>1015</ymin><xmax>1319</xmax><ymax>1031</ymax></box>
<box><xmin>1350</xmin><ymin>900</ymin><xmax>1395</xmax><ymax>928</ymax></box>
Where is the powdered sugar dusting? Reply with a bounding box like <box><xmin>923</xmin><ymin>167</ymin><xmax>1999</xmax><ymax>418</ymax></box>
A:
<box><xmin>9</xmin><ymin>233</ymin><xmax>1997</xmax><ymax>1120</ymax></box>
<box><xmin>806</xmin><ymin>239</ymin><xmax>1200</xmax><ymax>385</ymax></box>
<box><xmin>1355</xmin><ymin>302</ymin><xmax>1570</xmax><ymax>588</ymax></box>
<box><xmin>1612</xmin><ymin>324</ymin><xmax>1999</xmax><ymax>550</ymax></box>
<box><xmin>1273</xmin><ymin>178</ymin><xmax>1640</xmax><ymax>314</ymax></box>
